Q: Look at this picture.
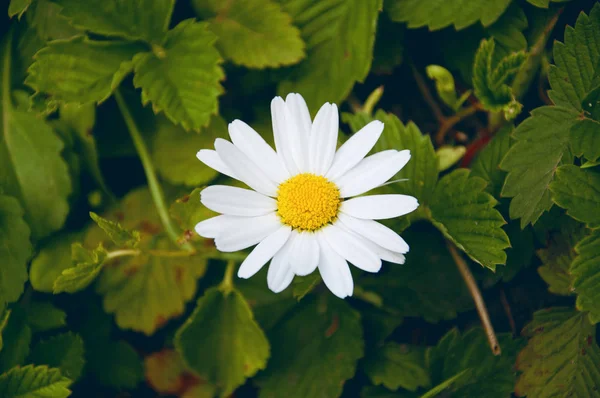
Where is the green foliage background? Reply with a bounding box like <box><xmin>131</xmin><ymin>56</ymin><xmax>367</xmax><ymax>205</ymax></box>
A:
<box><xmin>1</xmin><ymin>0</ymin><xmax>600</xmax><ymax>397</ymax></box>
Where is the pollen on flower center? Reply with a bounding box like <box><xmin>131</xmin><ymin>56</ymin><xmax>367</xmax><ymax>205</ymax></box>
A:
<box><xmin>276</xmin><ymin>173</ymin><xmax>342</xmax><ymax>231</ymax></box>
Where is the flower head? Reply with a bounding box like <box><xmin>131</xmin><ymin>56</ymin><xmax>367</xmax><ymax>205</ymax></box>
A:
<box><xmin>195</xmin><ymin>93</ymin><xmax>418</xmax><ymax>298</ymax></box>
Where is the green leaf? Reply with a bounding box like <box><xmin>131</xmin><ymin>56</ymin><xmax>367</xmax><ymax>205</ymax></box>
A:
<box><xmin>25</xmin><ymin>301</ymin><xmax>67</xmax><ymax>332</ymax></box>
<box><xmin>515</xmin><ymin>307</ymin><xmax>600</xmax><ymax>397</ymax></box>
<box><xmin>472</xmin><ymin>38</ymin><xmax>525</xmax><ymax>118</ymax></box>
<box><xmin>25</xmin><ymin>0</ymin><xmax>82</xmax><ymax>42</ymax></box>
<box><xmin>89</xmin><ymin>212</ymin><xmax>140</xmax><ymax>248</ymax></box>
<box><xmin>487</xmin><ymin>3</ymin><xmax>528</xmax><ymax>62</ymax></box>
<box><xmin>169</xmin><ymin>187</ymin><xmax>217</xmax><ymax>235</ymax></box>
<box><xmin>175</xmin><ymin>287</ymin><xmax>269</xmax><ymax>397</ymax></box>
<box><xmin>153</xmin><ymin>115</ymin><xmax>227</xmax><ymax>187</ymax></box>
<box><xmin>0</xmin><ymin>195</ymin><xmax>32</xmax><ymax>304</ymax></box>
<box><xmin>89</xmin><ymin>340</ymin><xmax>143</xmax><ymax>389</ymax></box>
<box><xmin>385</xmin><ymin>0</ymin><xmax>511</xmax><ymax>30</ymax></box>
<box><xmin>132</xmin><ymin>19</ymin><xmax>224</xmax><ymax>131</ymax></box>
<box><xmin>430</xmin><ymin>169</ymin><xmax>510</xmax><ymax>270</ymax></box>
<box><xmin>372</xmin><ymin>16</ymin><xmax>404</xmax><ymax>74</ymax></box>
<box><xmin>0</xmin><ymin>308</ymin><xmax>31</xmax><ymax>374</ymax></box>
<box><xmin>471</xmin><ymin>125</ymin><xmax>512</xmax><ymax>198</ymax></box>
<box><xmin>436</xmin><ymin>145</ymin><xmax>466</xmax><ymax>172</ymax></box>
<box><xmin>278</xmin><ymin>0</ymin><xmax>382</xmax><ymax>112</ymax></box>
<box><xmin>359</xmin><ymin>225</ymin><xmax>472</xmax><ymax>323</ymax></box>
<box><xmin>363</xmin><ymin>343</ymin><xmax>430</xmax><ymax>391</ymax></box>
<box><xmin>548</xmin><ymin>3</ymin><xmax>600</xmax><ymax>110</ymax></box>
<box><xmin>255</xmin><ymin>296</ymin><xmax>364</xmax><ymax>398</ymax></box>
<box><xmin>53</xmin><ymin>243</ymin><xmax>108</xmax><ymax>294</ymax></box>
<box><xmin>570</xmin><ymin>118</ymin><xmax>600</xmax><ymax>163</ymax></box>
<box><xmin>8</xmin><ymin>0</ymin><xmax>32</xmax><ymax>19</ymax></box>
<box><xmin>87</xmin><ymin>187</ymin><xmax>208</xmax><ymax>335</ymax></box>
<box><xmin>26</xmin><ymin>36</ymin><xmax>144</xmax><ymax>105</ymax></box>
<box><xmin>193</xmin><ymin>0</ymin><xmax>304</xmax><ymax>68</ymax></box>
<box><xmin>550</xmin><ymin>165</ymin><xmax>600</xmax><ymax>229</ymax></box>
<box><xmin>292</xmin><ymin>273</ymin><xmax>321</xmax><ymax>301</ymax></box>
<box><xmin>527</xmin><ymin>0</ymin><xmax>574</xmax><ymax>7</ymax></box>
<box><xmin>1</xmin><ymin>35</ymin><xmax>72</xmax><ymax>240</ymax></box>
<box><xmin>0</xmin><ymin>307</ymin><xmax>9</xmax><ymax>352</ymax></box>
<box><xmin>500</xmin><ymin>106</ymin><xmax>578</xmax><ymax>228</ymax></box>
<box><xmin>426</xmin><ymin>65</ymin><xmax>470</xmax><ymax>111</ymax></box>
<box><xmin>29</xmin><ymin>332</ymin><xmax>85</xmax><ymax>381</ymax></box>
<box><xmin>571</xmin><ymin>230</ymin><xmax>600</xmax><ymax>324</ymax></box>
<box><xmin>0</xmin><ymin>365</ymin><xmax>71</xmax><ymax>398</ymax></box>
<box><xmin>54</xmin><ymin>0</ymin><xmax>174</xmax><ymax>43</ymax></box>
<box><xmin>30</xmin><ymin>233</ymin><xmax>81</xmax><ymax>293</ymax></box>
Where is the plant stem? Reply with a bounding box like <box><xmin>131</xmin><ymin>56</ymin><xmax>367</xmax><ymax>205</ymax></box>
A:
<box><xmin>411</xmin><ymin>63</ymin><xmax>445</xmax><ymax>124</ymax></box>
<box><xmin>106</xmin><ymin>249</ymin><xmax>141</xmax><ymax>260</ymax></box>
<box><xmin>447</xmin><ymin>242</ymin><xmax>501</xmax><ymax>355</ymax></box>
<box><xmin>434</xmin><ymin>103</ymin><xmax>481</xmax><ymax>145</ymax></box>
<box><xmin>221</xmin><ymin>259</ymin><xmax>236</xmax><ymax>292</ymax></box>
<box><xmin>500</xmin><ymin>288</ymin><xmax>517</xmax><ymax>336</ymax></box>
<box><xmin>114</xmin><ymin>89</ymin><xmax>193</xmax><ymax>252</ymax></box>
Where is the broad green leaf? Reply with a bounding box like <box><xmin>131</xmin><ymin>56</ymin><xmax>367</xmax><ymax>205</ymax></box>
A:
<box><xmin>472</xmin><ymin>39</ymin><xmax>525</xmax><ymax>118</ymax></box>
<box><xmin>430</xmin><ymin>169</ymin><xmax>510</xmax><ymax>270</ymax></box>
<box><xmin>25</xmin><ymin>0</ymin><xmax>81</xmax><ymax>41</ymax></box>
<box><xmin>500</xmin><ymin>106</ymin><xmax>578</xmax><ymax>228</ymax></box>
<box><xmin>386</xmin><ymin>0</ymin><xmax>511</xmax><ymax>30</ymax></box>
<box><xmin>1</xmin><ymin>35</ymin><xmax>72</xmax><ymax>240</ymax></box>
<box><xmin>90</xmin><ymin>212</ymin><xmax>140</xmax><ymax>248</ymax></box>
<box><xmin>175</xmin><ymin>287</ymin><xmax>269</xmax><ymax>397</ymax></box>
<box><xmin>426</xmin><ymin>65</ymin><xmax>470</xmax><ymax>111</ymax></box>
<box><xmin>0</xmin><ymin>308</ymin><xmax>31</xmax><ymax>373</ymax></box>
<box><xmin>0</xmin><ymin>365</ymin><xmax>71</xmax><ymax>398</ymax></box>
<box><xmin>550</xmin><ymin>165</ymin><xmax>600</xmax><ymax>229</ymax></box>
<box><xmin>256</xmin><ymin>296</ymin><xmax>364</xmax><ymax>398</ymax></box>
<box><xmin>527</xmin><ymin>0</ymin><xmax>573</xmax><ymax>7</ymax></box>
<box><xmin>471</xmin><ymin>125</ymin><xmax>512</xmax><ymax>198</ymax></box>
<box><xmin>487</xmin><ymin>4</ymin><xmax>528</xmax><ymax>62</ymax></box>
<box><xmin>29</xmin><ymin>332</ymin><xmax>85</xmax><ymax>381</ymax></box>
<box><xmin>515</xmin><ymin>307</ymin><xmax>600</xmax><ymax>397</ymax></box>
<box><xmin>153</xmin><ymin>115</ymin><xmax>227</xmax><ymax>187</ymax></box>
<box><xmin>87</xmin><ymin>187</ymin><xmax>208</xmax><ymax>335</ymax></box>
<box><xmin>436</xmin><ymin>145</ymin><xmax>466</xmax><ymax>172</ymax></box>
<box><xmin>132</xmin><ymin>19</ymin><xmax>224</xmax><ymax>131</ymax></box>
<box><xmin>27</xmin><ymin>36</ymin><xmax>145</xmax><ymax>105</ymax></box>
<box><xmin>278</xmin><ymin>0</ymin><xmax>382</xmax><ymax>112</ymax></box>
<box><xmin>25</xmin><ymin>301</ymin><xmax>67</xmax><ymax>332</ymax></box>
<box><xmin>292</xmin><ymin>273</ymin><xmax>321</xmax><ymax>301</ymax></box>
<box><xmin>571</xmin><ymin>230</ymin><xmax>600</xmax><ymax>324</ymax></box>
<box><xmin>54</xmin><ymin>0</ymin><xmax>174</xmax><ymax>43</ymax></box>
<box><xmin>30</xmin><ymin>233</ymin><xmax>82</xmax><ymax>293</ymax></box>
<box><xmin>548</xmin><ymin>3</ymin><xmax>600</xmax><ymax>110</ymax></box>
<box><xmin>8</xmin><ymin>0</ymin><xmax>32</xmax><ymax>19</ymax></box>
<box><xmin>193</xmin><ymin>0</ymin><xmax>304</xmax><ymax>68</ymax></box>
<box><xmin>363</xmin><ymin>343</ymin><xmax>430</xmax><ymax>391</ymax></box>
<box><xmin>359</xmin><ymin>225</ymin><xmax>472</xmax><ymax>323</ymax></box>
<box><xmin>372</xmin><ymin>15</ymin><xmax>404</xmax><ymax>74</ymax></box>
<box><xmin>89</xmin><ymin>340</ymin><xmax>143</xmax><ymax>389</ymax></box>
<box><xmin>0</xmin><ymin>195</ymin><xmax>32</xmax><ymax>304</ymax></box>
<box><xmin>361</xmin><ymin>386</ymin><xmax>417</xmax><ymax>398</ymax></box>
<box><xmin>169</xmin><ymin>187</ymin><xmax>217</xmax><ymax>236</ymax></box>
<box><xmin>53</xmin><ymin>243</ymin><xmax>108</xmax><ymax>294</ymax></box>
<box><xmin>570</xmin><ymin>118</ymin><xmax>600</xmax><ymax>163</ymax></box>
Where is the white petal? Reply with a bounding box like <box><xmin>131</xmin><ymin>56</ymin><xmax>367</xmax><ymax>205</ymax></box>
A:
<box><xmin>267</xmin><ymin>237</ymin><xmax>295</xmax><ymax>293</ymax></box>
<box><xmin>215</xmin><ymin>138</ymin><xmax>278</xmax><ymax>197</ymax></box>
<box><xmin>195</xmin><ymin>215</ymin><xmax>237</xmax><ymax>238</ymax></box>
<box><xmin>309</xmin><ymin>103</ymin><xmax>338</xmax><ymax>175</ymax></box>
<box><xmin>200</xmin><ymin>185</ymin><xmax>277</xmax><ymax>217</ymax></box>
<box><xmin>341</xmin><ymin>194</ymin><xmax>419</xmax><ymax>220</ymax></box>
<box><xmin>196</xmin><ymin>149</ymin><xmax>237</xmax><ymax>179</ymax></box>
<box><xmin>289</xmin><ymin>231</ymin><xmax>320</xmax><ymax>276</ymax></box>
<box><xmin>325</xmin><ymin>121</ymin><xmax>384</xmax><ymax>180</ymax></box>
<box><xmin>271</xmin><ymin>97</ymin><xmax>300</xmax><ymax>175</ymax></box>
<box><xmin>336</xmin><ymin>150</ymin><xmax>411</xmax><ymax>197</ymax></box>
<box><xmin>336</xmin><ymin>221</ymin><xmax>406</xmax><ymax>265</ymax></box>
<box><xmin>214</xmin><ymin>213</ymin><xmax>281</xmax><ymax>252</ymax></box>
<box><xmin>322</xmin><ymin>224</ymin><xmax>381</xmax><ymax>273</ymax></box>
<box><xmin>238</xmin><ymin>225</ymin><xmax>292</xmax><ymax>279</ymax></box>
<box><xmin>228</xmin><ymin>120</ymin><xmax>290</xmax><ymax>183</ymax></box>
<box><xmin>338</xmin><ymin>213</ymin><xmax>409</xmax><ymax>254</ymax></box>
<box><xmin>318</xmin><ymin>236</ymin><xmax>353</xmax><ymax>299</ymax></box>
<box><xmin>285</xmin><ymin>93</ymin><xmax>312</xmax><ymax>135</ymax></box>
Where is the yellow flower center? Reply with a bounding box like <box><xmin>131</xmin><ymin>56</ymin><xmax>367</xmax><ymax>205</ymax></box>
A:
<box><xmin>276</xmin><ymin>173</ymin><xmax>341</xmax><ymax>231</ymax></box>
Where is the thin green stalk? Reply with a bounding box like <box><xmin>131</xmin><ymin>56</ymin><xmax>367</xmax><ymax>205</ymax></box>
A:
<box><xmin>114</xmin><ymin>89</ymin><xmax>194</xmax><ymax>252</ymax></box>
<box><xmin>221</xmin><ymin>260</ymin><xmax>236</xmax><ymax>292</ymax></box>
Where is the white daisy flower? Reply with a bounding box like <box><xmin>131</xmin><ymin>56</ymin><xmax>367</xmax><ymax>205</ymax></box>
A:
<box><xmin>195</xmin><ymin>93</ymin><xmax>419</xmax><ymax>298</ymax></box>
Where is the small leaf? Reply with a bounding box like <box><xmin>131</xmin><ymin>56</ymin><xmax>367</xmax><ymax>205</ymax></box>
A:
<box><xmin>426</xmin><ymin>65</ymin><xmax>469</xmax><ymax>111</ymax></box>
<box><xmin>25</xmin><ymin>301</ymin><xmax>67</xmax><ymax>332</ymax></box>
<box><xmin>436</xmin><ymin>145</ymin><xmax>466</xmax><ymax>172</ymax></box>
<box><xmin>89</xmin><ymin>212</ymin><xmax>140</xmax><ymax>248</ymax></box>
<box><xmin>430</xmin><ymin>169</ymin><xmax>510</xmax><ymax>270</ymax></box>
<box><xmin>0</xmin><ymin>365</ymin><xmax>71</xmax><ymax>398</ymax></box>
<box><xmin>292</xmin><ymin>274</ymin><xmax>321</xmax><ymax>301</ymax></box>
<box><xmin>8</xmin><ymin>0</ymin><xmax>32</xmax><ymax>19</ymax></box>
<box><xmin>570</xmin><ymin>230</ymin><xmax>600</xmax><ymax>324</ymax></box>
<box><xmin>54</xmin><ymin>0</ymin><xmax>174</xmax><ymax>43</ymax></box>
<box><xmin>30</xmin><ymin>233</ymin><xmax>82</xmax><ymax>293</ymax></box>
<box><xmin>169</xmin><ymin>187</ymin><xmax>217</xmax><ymax>235</ymax></box>
<box><xmin>515</xmin><ymin>307</ymin><xmax>600</xmax><ymax>397</ymax></box>
<box><xmin>175</xmin><ymin>287</ymin><xmax>269</xmax><ymax>397</ymax></box>
<box><xmin>500</xmin><ymin>106</ymin><xmax>578</xmax><ymax>228</ymax></box>
<box><xmin>255</xmin><ymin>296</ymin><xmax>364</xmax><ymax>398</ymax></box>
<box><xmin>550</xmin><ymin>165</ymin><xmax>600</xmax><ymax>229</ymax></box>
<box><xmin>53</xmin><ymin>243</ymin><xmax>108</xmax><ymax>294</ymax></box>
<box><xmin>363</xmin><ymin>343</ymin><xmax>430</xmax><ymax>391</ymax></box>
<box><xmin>471</xmin><ymin>125</ymin><xmax>512</xmax><ymax>198</ymax></box>
<box><xmin>0</xmin><ymin>195</ymin><xmax>32</xmax><ymax>304</ymax></box>
<box><xmin>132</xmin><ymin>19</ymin><xmax>224</xmax><ymax>131</ymax></box>
<box><xmin>193</xmin><ymin>0</ymin><xmax>304</xmax><ymax>68</ymax></box>
<box><xmin>27</xmin><ymin>36</ymin><xmax>145</xmax><ymax>105</ymax></box>
<box><xmin>28</xmin><ymin>332</ymin><xmax>85</xmax><ymax>381</ymax></box>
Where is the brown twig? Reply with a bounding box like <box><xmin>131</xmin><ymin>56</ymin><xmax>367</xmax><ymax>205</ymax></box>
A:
<box><xmin>411</xmin><ymin>63</ymin><xmax>445</xmax><ymax>124</ymax></box>
<box><xmin>500</xmin><ymin>288</ymin><xmax>517</xmax><ymax>336</ymax></box>
<box><xmin>434</xmin><ymin>103</ymin><xmax>482</xmax><ymax>145</ymax></box>
<box><xmin>447</xmin><ymin>242</ymin><xmax>501</xmax><ymax>355</ymax></box>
